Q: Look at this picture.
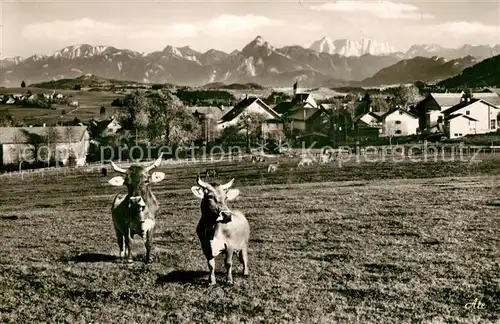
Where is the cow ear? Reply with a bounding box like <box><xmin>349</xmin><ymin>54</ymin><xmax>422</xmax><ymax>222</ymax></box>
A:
<box><xmin>226</xmin><ymin>189</ymin><xmax>240</xmax><ymax>201</ymax></box>
<box><xmin>191</xmin><ymin>186</ymin><xmax>204</xmax><ymax>199</ymax></box>
<box><xmin>150</xmin><ymin>171</ymin><xmax>165</xmax><ymax>183</ymax></box>
<box><xmin>108</xmin><ymin>176</ymin><xmax>125</xmax><ymax>186</ymax></box>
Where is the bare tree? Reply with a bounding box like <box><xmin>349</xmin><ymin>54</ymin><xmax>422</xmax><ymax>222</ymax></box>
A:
<box><xmin>10</xmin><ymin>132</ymin><xmax>26</xmax><ymax>174</ymax></box>
<box><xmin>41</xmin><ymin>126</ymin><xmax>60</xmax><ymax>166</ymax></box>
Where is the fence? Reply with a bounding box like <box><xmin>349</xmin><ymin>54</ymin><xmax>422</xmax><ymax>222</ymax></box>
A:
<box><xmin>0</xmin><ymin>143</ymin><xmax>497</xmax><ymax>178</ymax></box>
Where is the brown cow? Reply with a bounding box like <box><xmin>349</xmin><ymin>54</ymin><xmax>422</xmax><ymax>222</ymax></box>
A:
<box><xmin>108</xmin><ymin>156</ymin><xmax>165</xmax><ymax>263</ymax></box>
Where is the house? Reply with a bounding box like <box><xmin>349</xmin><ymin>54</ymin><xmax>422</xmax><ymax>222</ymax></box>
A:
<box><xmin>355</xmin><ymin>108</ymin><xmax>419</xmax><ymax>138</ymax></box>
<box><xmin>353</xmin><ymin>110</ymin><xmax>385</xmax><ymax>139</ymax></box>
<box><xmin>273</xmin><ymin>82</ymin><xmax>323</xmax><ymax>132</ymax></box>
<box><xmin>0</xmin><ymin>126</ymin><xmax>90</xmax><ymax>166</ymax></box>
<box><xmin>89</xmin><ymin>117</ymin><xmax>122</xmax><ymax>138</ymax></box>
<box><xmin>412</xmin><ymin>92</ymin><xmax>500</xmax><ymax>133</ymax></box>
<box><xmin>380</xmin><ymin>109</ymin><xmax>419</xmax><ymax>137</ymax></box>
<box><xmin>6</xmin><ymin>98</ymin><xmax>15</xmax><ymax>104</ymax></box>
<box><xmin>445</xmin><ymin>114</ymin><xmax>478</xmax><ymax>139</ymax></box>
<box><xmin>216</xmin><ymin>97</ymin><xmax>281</xmax><ymax>135</ymax></box>
<box><xmin>441</xmin><ymin>98</ymin><xmax>499</xmax><ymax>138</ymax></box>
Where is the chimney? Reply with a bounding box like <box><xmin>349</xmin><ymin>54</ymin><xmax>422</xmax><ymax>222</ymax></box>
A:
<box><xmin>293</xmin><ymin>80</ymin><xmax>298</xmax><ymax>97</ymax></box>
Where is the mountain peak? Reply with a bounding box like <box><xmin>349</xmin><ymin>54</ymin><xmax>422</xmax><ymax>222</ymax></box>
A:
<box><xmin>254</xmin><ymin>36</ymin><xmax>265</xmax><ymax>46</ymax></box>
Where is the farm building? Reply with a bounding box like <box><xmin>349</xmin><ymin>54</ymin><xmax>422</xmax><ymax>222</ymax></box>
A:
<box><xmin>273</xmin><ymin>83</ymin><xmax>323</xmax><ymax>132</ymax></box>
<box><xmin>355</xmin><ymin>108</ymin><xmax>419</xmax><ymax>138</ymax></box>
<box><xmin>412</xmin><ymin>91</ymin><xmax>500</xmax><ymax>133</ymax></box>
<box><xmin>0</xmin><ymin>126</ymin><xmax>90</xmax><ymax>167</ymax></box>
<box><xmin>216</xmin><ymin>97</ymin><xmax>281</xmax><ymax>135</ymax></box>
<box><xmin>441</xmin><ymin>98</ymin><xmax>499</xmax><ymax>138</ymax></box>
<box><xmin>89</xmin><ymin>116</ymin><xmax>122</xmax><ymax>138</ymax></box>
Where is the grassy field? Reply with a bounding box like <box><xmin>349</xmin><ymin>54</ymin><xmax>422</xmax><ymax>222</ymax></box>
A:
<box><xmin>0</xmin><ymin>87</ymin><xmax>122</xmax><ymax>124</ymax></box>
<box><xmin>1</xmin><ymin>155</ymin><xmax>500</xmax><ymax>322</ymax></box>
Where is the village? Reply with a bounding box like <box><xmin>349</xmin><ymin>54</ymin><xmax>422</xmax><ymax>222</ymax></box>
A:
<box><xmin>1</xmin><ymin>80</ymin><xmax>500</xmax><ymax>170</ymax></box>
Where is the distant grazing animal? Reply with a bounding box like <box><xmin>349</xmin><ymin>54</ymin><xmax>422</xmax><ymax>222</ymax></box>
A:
<box><xmin>267</xmin><ymin>162</ymin><xmax>279</xmax><ymax>173</ymax></box>
<box><xmin>319</xmin><ymin>153</ymin><xmax>331</xmax><ymax>164</ymax></box>
<box><xmin>205</xmin><ymin>168</ymin><xmax>219</xmax><ymax>178</ymax></box>
<box><xmin>298</xmin><ymin>156</ymin><xmax>315</xmax><ymax>167</ymax></box>
<box><xmin>101</xmin><ymin>167</ymin><xmax>107</xmax><ymax>177</ymax></box>
<box><xmin>251</xmin><ymin>155</ymin><xmax>265</xmax><ymax>163</ymax></box>
<box><xmin>107</xmin><ymin>155</ymin><xmax>165</xmax><ymax>263</ymax></box>
<box><xmin>68</xmin><ymin>100</ymin><xmax>79</xmax><ymax>107</ymax></box>
<box><xmin>191</xmin><ymin>176</ymin><xmax>250</xmax><ymax>285</ymax></box>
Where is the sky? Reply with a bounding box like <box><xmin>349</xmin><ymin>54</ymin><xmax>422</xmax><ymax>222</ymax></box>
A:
<box><xmin>1</xmin><ymin>0</ymin><xmax>499</xmax><ymax>58</ymax></box>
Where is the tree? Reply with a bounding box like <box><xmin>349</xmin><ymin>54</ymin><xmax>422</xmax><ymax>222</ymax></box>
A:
<box><xmin>392</xmin><ymin>85</ymin><xmax>424</xmax><ymax>110</ymax></box>
<box><xmin>147</xmin><ymin>92</ymin><xmax>201</xmax><ymax>147</ymax></box>
<box><xmin>73</xmin><ymin>84</ymin><xmax>82</xmax><ymax>90</ymax></box>
<box><xmin>355</xmin><ymin>92</ymin><xmax>372</xmax><ymax>117</ymax></box>
<box><xmin>40</xmin><ymin>127</ymin><xmax>60</xmax><ymax>166</ymax></box>
<box><xmin>371</xmin><ymin>96</ymin><xmax>390</xmax><ymax>112</ymax></box>
<box><xmin>100</xmin><ymin>106</ymin><xmax>106</xmax><ymax>118</ymax></box>
<box><xmin>11</xmin><ymin>132</ymin><xmax>26</xmax><ymax>173</ymax></box>
<box><xmin>0</xmin><ymin>113</ymin><xmax>15</xmax><ymax>127</ymax></box>
<box><xmin>116</xmin><ymin>91</ymin><xmax>150</xmax><ymax>144</ymax></box>
<box><xmin>237</xmin><ymin>112</ymin><xmax>266</xmax><ymax>151</ymax></box>
<box><xmin>21</xmin><ymin>81</ymin><xmax>26</xmax><ymax>88</ymax></box>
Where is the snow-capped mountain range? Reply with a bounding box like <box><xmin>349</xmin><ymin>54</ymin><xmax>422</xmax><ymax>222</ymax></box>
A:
<box><xmin>309</xmin><ymin>37</ymin><xmax>398</xmax><ymax>57</ymax></box>
<box><xmin>1</xmin><ymin>36</ymin><xmax>499</xmax><ymax>88</ymax></box>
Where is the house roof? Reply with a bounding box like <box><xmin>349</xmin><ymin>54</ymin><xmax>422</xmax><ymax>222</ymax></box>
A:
<box><xmin>285</xmin><ymin>105</ymin><xmax>321</xmax><ymax>121</ymax></box>
<box><xmin>219</xmin><ymin>97</ymin><xmax>279</xmax><ymax>122</ymax></box>
<box><xmin>430</xmin><ymin>93</ymin><xmax>463</xmax><ymax>108</ymax></box>
<box><xmin>442</xmin><ymin>98</ymin><xmax>498</xmax><ymax>115</ymax></box>
<box><xmin>188</xmin><ymin>106</ymin><xmax>224</xmax><ymax>120</ymax></box>
<box><xmin>0</xmin><ymin>126</ymin><xmax>88</xmax><ymax>144</ymax></box>
<box><xmin>380</xmin><ymin>108</ymin><xmax>418</xmax><ymax>119</ymax></box>
<box><xmin>273</xmin><ymin>101</ymin><xmax>294</xmax><ymax>114</ymax></box>
<box><xmin>471</xmin><ymin>93</ymin><xmax>500</xmax><ymax>106</ymax></box>
<box><xmin>296</xmin><ymin>132</ymin><xmax>328</xmax><ymax>138</ymax></box>
<box><xmin>447</xmin><ymin>114</ymin><xmax>478</xmax><ymax>122</ymax></box>
<box><xmin>292</xmin><ymin>93</ymin><xmax>311</xmax><ymax>103</ymax></box>
<box><xmin>429</xmin><ymin>92</ymin><xmax>500</xmax><ymax>108</ymax></box>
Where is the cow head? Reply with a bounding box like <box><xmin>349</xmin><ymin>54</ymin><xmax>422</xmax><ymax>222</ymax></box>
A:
<box><xmin>108</xmin><ymin>156</ymin><xmax>165</xmax><ymax>224</ymax></box>
<box><xmin>191</xmin><ymin>176</ymin><xmax>240</xmax><ymax>223</ymax></box>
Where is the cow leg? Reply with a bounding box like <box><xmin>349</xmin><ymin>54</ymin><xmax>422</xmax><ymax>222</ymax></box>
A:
<box><xmin>144</xmin><ymin>229</ymin><xmax>153</xmax><ymax>264</ymax></box>
<box><xmin>239</xmin><ymin>246</ymin><xmax>249</xmax><ymax>276</ymax></box>
<box><xmin>225</xmin><ymin>248</ymin><xmax>234</xmax><ymax>285</ymax></box>
<box><xmin>207</xmin><ymin>258</ymin><xmax>216</xmax><ymax>285</ymax></box>
<box><xmin>115</xmin><ymin>229</ymin><xmax>125</xmax><ymax>259</ymax></box>
<box><xmin>124</xmin><ymin>233</ymin><xmax>133</xmax><ymax>263</ymax></box>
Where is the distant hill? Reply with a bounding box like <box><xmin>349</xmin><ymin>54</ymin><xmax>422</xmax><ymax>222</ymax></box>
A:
<box><xmin>29</xmin><ymin>74</ymin><xmax>144</xmax><ymax>90</ymax></box>
<box><xmin>358</xmin><ymin>55</ymin><xmax>477</xmax><ymax>86</ymax></box>
<box><xmin>202</xmin><ymin>82</ymin><xmax>266</xmax><ymax>90</ymax></box>
<box><xmin>437</xmin><ymin>54</ymin><xmax>500</xmax><ymax>89</ymax></box>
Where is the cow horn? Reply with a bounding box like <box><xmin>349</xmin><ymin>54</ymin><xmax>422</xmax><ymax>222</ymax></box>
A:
<box><xmin>144</xmin><ymin>154</ymin><xmax>163</xmax><ymax>173</ymax></box>
<box><xmin>220</xmin><ymin>178</ymin><xmax>235</xmax><ymax>190</ymax></box>
<box><xmin>110</xmin><ymin>161</ymin><xmax>127</xmax><ymax>174</ymax></box>
<box><xmin>196</xmin><ymin>175</ymin><xmax>209</xmax><ymax>189</ymax></box>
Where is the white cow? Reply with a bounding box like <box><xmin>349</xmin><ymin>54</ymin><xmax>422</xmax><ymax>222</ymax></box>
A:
<box><xmin>191</xmin><ymin>177</ymin><xmax>250</xmax><ymax>285</ymax></box>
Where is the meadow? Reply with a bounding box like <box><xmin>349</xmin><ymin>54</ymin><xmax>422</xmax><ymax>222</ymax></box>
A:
<box><xmin>0</xmin><ymin>87</ymin><xmax>122</xmax><ymax>124</ymax></box>
<box><xmin>0</xmin><ymin>156</ymin><xmax>499</xmax><ymax>323</ymax></box>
